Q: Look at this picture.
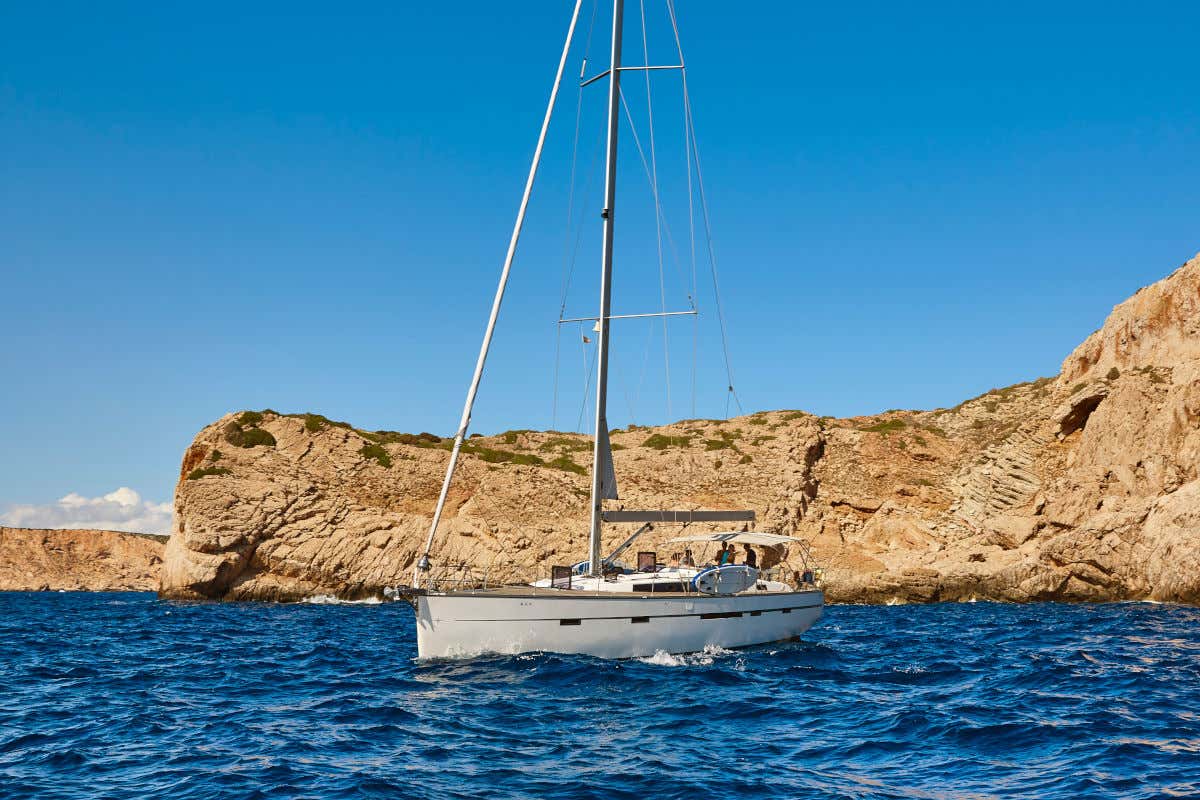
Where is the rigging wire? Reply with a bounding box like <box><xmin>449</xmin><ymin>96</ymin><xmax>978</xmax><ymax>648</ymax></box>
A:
<box><xmin>686</xmin><ymin>96</ymin><xmax>743</xmax><ymax>417</ymax></box>
<box><xmin>638</xmin><ymin>0</ymin><xmax>672</xmax><ymax>421</ymax></box>
<box><xmin>415</xmin><ymin>0</ymin><xmax>586</xmax><ymax>585</ymax></box>
<box><xmin>558</xmin><ymin>0</ymin><xmax>603</xmax><ymax>319</ymax></box>
<box><xmin>678</xmin><ymin>7</ymin><xmax>699</xmax><ymax>419</ymax></box>
<box><xmin>576</xmin><ymin>321</ymin><xmax>598</xmax><ymax>432</ymax></box>
<box><xmin>553</xmin><ymin>0</ymin><xmax>603</xmax><ymax>430</ymax></box>
<box><xmin>563</xmin><ymin>0</ymin><xmax>743</xmax><ymax>432</ymax></box>
<box><xmin>615</xmin><ymin>86</ymin><xmax>700</xmax><ymax>430</ymax></box>
<box><xmin>616</xmin><ymin>89</ymin><xmax>691</xmax><ymax>303</ymax></box>
<box><xmin>665</xmin><ymin>0</ymin><xmax>742</xmax><ymax>417</ymax></box>
<box><xmin>555</xmin><ymin>127</ymin><xmax>605</xmax><ymax>429</ymax></box>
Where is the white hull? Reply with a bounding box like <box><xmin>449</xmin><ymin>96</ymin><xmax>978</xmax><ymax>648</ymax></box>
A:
<box><xmin>413</xmin><ymin>588</ymin><xmax>823</xmax><ymax>660</ymax></box>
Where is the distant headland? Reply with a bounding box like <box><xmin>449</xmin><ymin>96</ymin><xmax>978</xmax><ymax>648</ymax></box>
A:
<box><xmin>0</xmin><ymin>527</ymin><xmax>164</xmax><ymax>592</ymax></box>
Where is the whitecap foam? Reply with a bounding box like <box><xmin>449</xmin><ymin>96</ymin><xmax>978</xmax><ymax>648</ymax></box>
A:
<box><xmin>302</xmin><ymin>594</ymin><xmax>383</xmax><ymax>605</ymax></box>
<box><xmin>638</xmin><ymin>643</ymin><xmax>735</xmax><ymax>667</ymax></box>
<box><xmin>640</xmin><ymin>650</ymin><xmax>687</xmax><ymax>666</ymax></box>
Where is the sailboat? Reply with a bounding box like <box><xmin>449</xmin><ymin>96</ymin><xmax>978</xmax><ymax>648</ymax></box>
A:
<box><xmin>400</xmin><ymin>0</ymin><xmax>823</xmax><ymax>659</ymax></box>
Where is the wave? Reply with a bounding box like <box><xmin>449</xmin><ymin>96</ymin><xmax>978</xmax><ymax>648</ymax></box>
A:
<box><xmin>637</xmin><ymin>643</ymin><xmax>737</xmax><ymax>667</ymax></box>
<box><xmin>301</xmin><ymin>594</ymin><xmax>383</xmax><ymax>605</ymax></box>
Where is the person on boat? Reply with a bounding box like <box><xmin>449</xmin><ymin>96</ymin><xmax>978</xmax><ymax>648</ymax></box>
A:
<box><xmin>718</xmin><ymin>543</ymin><xmax>735</xmax><ymax>566</ymax></box>
<box><xmin>667</xmin><ymin>553</ymin><xmax>681</xmax><ymax>569</ymax></box>
<box><xmin>681</xmin><ymin>549</ymin><xmax>696</xmax><ymax>567</ymax></box>
<box><xmin>742</xmin><ymin>543</ymin><xmax>758</xmax><ymax>569</ymax></box>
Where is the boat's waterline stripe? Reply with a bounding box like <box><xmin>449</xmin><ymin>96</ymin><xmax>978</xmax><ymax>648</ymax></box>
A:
<box><xmin>444</xmin><ymin>602</ymin><xmax>823</xmax><ymax>624</ymax></box>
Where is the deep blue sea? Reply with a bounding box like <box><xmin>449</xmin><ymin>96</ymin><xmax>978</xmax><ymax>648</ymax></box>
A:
<box><xmin>1</xmin><ymin>594</ymin><xmax>1198</xmax><ymax>800</ymax></box>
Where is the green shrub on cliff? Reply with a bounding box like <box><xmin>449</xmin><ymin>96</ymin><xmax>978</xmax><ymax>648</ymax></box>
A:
<box><xmin>538</xmin><ymin>436</ymin><xmax>592</xmax><ymax>452</ymax></box>
<box><xmin>861</xmin><ymin>419</ymin><xmax>906</xmax><ymax>434</ymax></box>
<box><xmin>546</xmin><ymin>455</ymin><xmax>587</xmax><ymax>475</ymax></box>
<box><xmin>238</xmin><ymin>411</ymin><xmax>264</xmax><ymax>426</ymax></box>
<box><xmin>360</xmin><ymin>442</ymin><xmax>392</xmax><ymax>468</ymax></box>
<box><xmin>642</xmin><ymin>433</ymin><xmax>692</xmax><ymax>450</ymax></box>
<box><xmin>282</xmin><ymin>412</ymin><xmax>353</xmax><ymax>432</ymax></box>
<box><xmin>241</xmin><ymin>428</ymin><xmax>276</xmax><ymax>448</ymax></box>
<box><xmin>187</xmin><ymin>466</ymin><xmax>232</xmax><ymax>481</ymax></box>
<box><xmin>362</xmin><ymin>430</ymin><xmax>444</xmax><ymax>447</ymax></box>
<box><xmin>462</xmin><ymin>443</ymin><xmax>542</xmax><ymax>467</ymax></box>
<box><xmin>223</xmin><ymin>421</ymin><xmax>277</xmax><ymax>448</ymax></box>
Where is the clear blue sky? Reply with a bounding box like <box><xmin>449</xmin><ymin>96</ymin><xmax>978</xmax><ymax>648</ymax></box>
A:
<box><xmin>2</xmin><ymin>0</ymin><xmax>1198</xmax><ymax>515</ymax></box>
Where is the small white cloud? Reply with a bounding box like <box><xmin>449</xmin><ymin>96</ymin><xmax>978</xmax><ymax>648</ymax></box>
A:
<box><xmin>0</xmin><ymin>487</ymin><xmax>173</xmax><ymax>535</ymax></box>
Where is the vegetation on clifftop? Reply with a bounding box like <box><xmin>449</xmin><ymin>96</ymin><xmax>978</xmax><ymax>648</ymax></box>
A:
<box><xmin>224</xmin><ymin>419</ymin><xmax>277</xmax><ymax>448</ymax></box>
<box><xmin>861</xmin><ymin>419</ymin><xmax>906</xmax><ymax>434</ymax></box>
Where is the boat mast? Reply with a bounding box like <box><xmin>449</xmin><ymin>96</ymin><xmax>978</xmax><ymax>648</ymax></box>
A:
<box><xmin>587</xmin><ymin>0</ymin><xmax>625</xmax><ymax>578</ymax></box>
<box><xmin>412</xmin><ymin>0</ymin><xmax>584</xmax><ymax>589</ymax></box>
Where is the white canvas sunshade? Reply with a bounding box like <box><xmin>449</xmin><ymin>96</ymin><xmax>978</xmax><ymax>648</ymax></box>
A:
<box><xmin>665</xmin><ymin>532</ymin><xmax>803</xmax><ymax>547</ymax></box>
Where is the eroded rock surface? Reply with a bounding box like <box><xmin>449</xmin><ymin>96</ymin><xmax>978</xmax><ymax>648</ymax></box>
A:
<box><xmin>162</xmin><ymin>253</ymin><xmax>1200</xmax><ymax>604</ymax></box>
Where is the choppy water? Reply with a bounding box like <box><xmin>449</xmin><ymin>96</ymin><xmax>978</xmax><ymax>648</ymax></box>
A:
<box><xmin>1</xmin><ymin>594</ymin><xmax>1198</xmax><ymax>799</ymax></box>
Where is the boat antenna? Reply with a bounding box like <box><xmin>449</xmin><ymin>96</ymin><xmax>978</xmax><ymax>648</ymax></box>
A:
<box><xmin>587</xmin><ymin>0</ymin><xmax>625</xmax><ymax>578</ymax></box>
<box><xmin>413</xmin><ymin>0</ymin><xmax>585</xmax><ymax>589</ymax></box>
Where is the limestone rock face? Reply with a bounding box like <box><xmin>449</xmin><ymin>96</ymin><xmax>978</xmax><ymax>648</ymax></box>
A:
<box><xmin>162</xmin><ymin>252</ymin><xmax>1200</xmax><ymax>604</ymax></box>
<box><xmin>0</xmin><ymin>527</ymin><xmax>164</xmax><ymax>591</ymax></box>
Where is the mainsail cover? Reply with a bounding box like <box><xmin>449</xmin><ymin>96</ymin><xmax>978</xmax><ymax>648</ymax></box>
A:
<box><xmin>599</xmin><ymin>423</ymin><xmax>619</xmax><ymax>500</ymax></box>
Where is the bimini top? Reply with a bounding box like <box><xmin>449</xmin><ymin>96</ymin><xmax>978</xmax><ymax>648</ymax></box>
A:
<box><xmin>665</xmin><ymin>532</ymin><xmax>803</xmax><ymax>547</ymax></box>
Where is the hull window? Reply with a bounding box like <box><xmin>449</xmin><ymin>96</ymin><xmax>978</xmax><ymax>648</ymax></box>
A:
<box><xmin>699</xmin><ymin>611</ymin><xmax>744</xmax><ymax>620</ymax></box>
<box><xmin>559</xmin><ymin>619</ymin><xmax>582</xmax><ymax>626</ymax></box>
<box><xmin>630</xmin><ymin>616</ymin><xmax>650</xmax><ymax>624</ymax></box>
<box><xmin>631</xmin><ymin>582</ymin><xmax>686</xmax><ymax>593</ymax></box>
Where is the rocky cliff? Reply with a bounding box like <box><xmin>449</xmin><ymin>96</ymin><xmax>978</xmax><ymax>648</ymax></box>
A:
<box><xmin>161</xmin><ymin>253</ymin><xmax>1200</xmax><ymax>604</ymax></box>
<box><xmin>0</xmin><ymin>527</ymin><xmax>165</xmax><ymax>591</ymax></box>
